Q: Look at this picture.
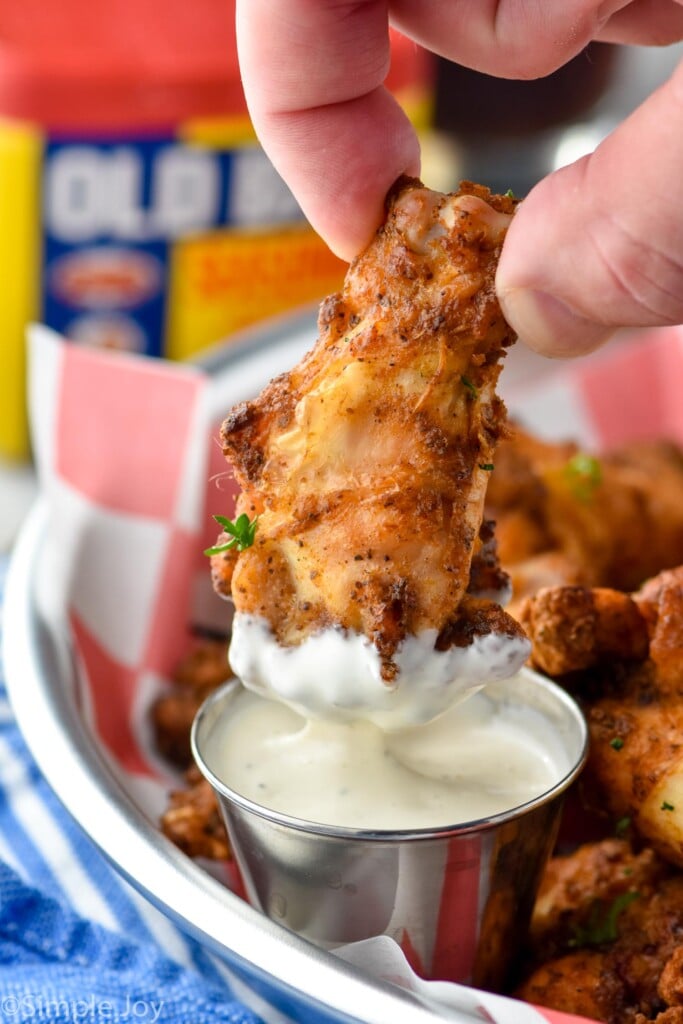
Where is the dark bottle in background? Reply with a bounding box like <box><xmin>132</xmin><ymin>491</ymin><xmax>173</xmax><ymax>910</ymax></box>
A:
<box><xmin>433</xmin><ymin>43</ymin><xmax>618</xmax><ymax>195</ymax></box>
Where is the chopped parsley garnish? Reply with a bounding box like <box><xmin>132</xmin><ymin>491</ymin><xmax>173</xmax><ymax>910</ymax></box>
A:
<box><xmin>615</xmin><ymin>816</ymin><xmax>631</xmax><ymax>837</ymax></box>
<box><xmin>662</xmin><ymin>801</ymin><xmax>675</xmax><ymax>812</ymax></box>
<box><xmin>564</xmin><ymin>452</ymin><xmax>602</xmax><ymax>502</ymax></box>
<box><xmin>204</xmin><ymin>513</ymin><xmax>259</xmax><ymax>556</ymax></box>
<box><xmin>568</xmin><ymin>891</ymin><xmax>640</xmax><ymax>948</ymax></box>
<box><xmin>479</xmin><ymin>463</ymin><xmax>495</xmax><ymax>472</ymax></box>
<box><xmin>610</xmin><ymin>737</ymin><xmax>624</xmax><ymax>751</ymax></box>
<box><xmin>504</xmin><ymin>188</ymin><xmax>515</xmax><ymax>199</ymax></box>
<box><xmin>461</xmin><ymin>376</ymin><xmax>478</xmax><ymax>399</ymax></box>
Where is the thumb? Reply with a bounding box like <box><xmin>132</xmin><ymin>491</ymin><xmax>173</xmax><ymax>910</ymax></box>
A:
<box><xmin>496</xmin><ymin>58</ymin><xmax>683</xmax><ymax>358</ymax></box>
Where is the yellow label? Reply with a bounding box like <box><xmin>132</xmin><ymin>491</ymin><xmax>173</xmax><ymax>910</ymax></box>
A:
<box><xmin>166</xmin><ymin>227</ymin><xmax>347</xmax><ymax>361</ymax></box>
<box><xmin>179</xmin><ymin>115</ymin><xmax>257</xmax><ymax>149</ymax></box>
<box><xmin>0</xmin><ymin>81</ymin><xmax>432</xmax><ymax>460</ymax></box>
<box><xmin>168</xmin><ymin>85</ymin><xmax>431</xmax><ymax>363</ymax></box>
<box><xmin>395</xmin><ymin>87</ymin><xmax>433</xmax><ymax>134</ymax></box>
<box><xmin>180</xmin><ymin>86</ymin><xmax>432</xmax><ymax>147</ymax></box>
<box><xmin>0</xmin><ymin>119</ymin><xmax>42</xmax><ymax>460</ymax></box>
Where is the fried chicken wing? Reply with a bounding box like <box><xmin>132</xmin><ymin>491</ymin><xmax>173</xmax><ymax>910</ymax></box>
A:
<box><xmin>154</xmin><ymin>639</ymin><xmax>232</xmax><ymax>860</ymax></box>
<box><xmin>658</xmin><ymin>946</ymin><xmax>683</xmax><ymax>1008</ymax></box>
<box><xmin>519</xmin><ymin>586</ymin><xmax>650</xmax><ymax>677</ymax></box>
<box><xmin>151</xmin><ymin>637</ymin><xmax>230</xmax><ymax>768</ymax></box>
<box><xmin>487</xmin><ymin>431</ymin><xmax>683</xmax><ymax>614</ymax></box>
<box><xmin>520</xmin><ymin>569</ymin><xmax>683</xmax><ymax>867</ymax></box>
<box><xmin>161</xmin><ymin>765</ymin><xmax>230</xmax><ymax>861</ymax></box>
<box><xmin>529</xmin><ymin>839</ymin><xmax>666</xmax><ymax>959</ymax></box>
<box><xmin>210</xmin><ymin>179</ymin><xmax>529</xmax><ymax>724</ymax></box>
<box><xmin>637</xmin><ymin>1011</ymin><xmax>683</xmax><ymax>1024</ymax></box>
<box><xmin>518</xmin><ymin>840</ymin><xmax>683</xmax><ymax>1024</ymax></box>
<box><xmin>518</xmin><ymin>949</ymin><xmax>618</xmax><ymax>1022</ymax></box>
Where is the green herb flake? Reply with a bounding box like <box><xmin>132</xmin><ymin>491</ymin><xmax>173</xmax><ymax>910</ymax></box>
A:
<box><xmin>461</xmin><ymin>376</ymin><xmax>479</xmax><ymax>399</ymax></box>
<box><xmin>662</xmin><ymin>801</ymin><xmax>675</xmax><ymax>812</ymax></box>
<box><xmin>568</xmin><ymin>890</ymin><xmax>640</xmax><ymax>949</ymax></box>
<box><xmin>610</xmin><ymin>737</ymin><xmax>624</xmax><ymax>751</ymax></box>
<box><xmin>564</xmin><ymin>452</ymin><xmax>602</xmax><ymax>502</ymax></box>
<box><xmin>504</xmin><ymin>189</ymin><xmax>515</xmax><ymax>199</ymax></box>
<box><xmin>479</xmin><ymin>463</ymin><xmax>495</xmax><ymax>472</ymax></box>
<box><xmin>204</xmin><ymin>513</ymin><xmax>259</xmax><ymax>556</ymax></box>
<box><xmin>615</xmin><ymin>816</ymin><xmax>631</xmax><ymax>837</ymax></box>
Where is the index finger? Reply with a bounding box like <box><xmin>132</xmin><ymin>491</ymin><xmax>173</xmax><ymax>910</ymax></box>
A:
<box><xmin>236</xmin><ymin>0</ymin><xmax>419</xmax><ymax>260</ymax></box>
<box><xmin>235</xmin><ymin>1</ymin><xmax>654</xmax><ymax>261</ymax></box>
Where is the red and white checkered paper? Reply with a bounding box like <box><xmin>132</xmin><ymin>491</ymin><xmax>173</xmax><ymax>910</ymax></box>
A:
<box><xmin>27</xmin><ymin>322</ymin><xmax>683</xmax><ymax>1024</ymax></box>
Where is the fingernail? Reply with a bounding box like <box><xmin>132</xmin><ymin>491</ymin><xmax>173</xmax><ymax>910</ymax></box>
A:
<box><xmin>498</xmin><ymin>288</ymin><xmax>616</xmax><ymax>358</ymax></box>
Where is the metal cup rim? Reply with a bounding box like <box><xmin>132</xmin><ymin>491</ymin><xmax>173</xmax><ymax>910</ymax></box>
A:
<box><xmin>191</xmin><ymin>667</ymin><xmax>588</xmax><ymax>844</ymax></box>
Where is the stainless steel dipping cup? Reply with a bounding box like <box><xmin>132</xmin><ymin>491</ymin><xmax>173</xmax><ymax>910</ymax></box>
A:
<box><xmin>191</xmin><ymin>668</ymin><xmax>587</xmax><ymax>991</ymax></box>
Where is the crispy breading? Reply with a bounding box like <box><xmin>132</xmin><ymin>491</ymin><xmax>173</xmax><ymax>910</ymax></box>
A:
<box><xmin>153</xmin><ymin>640</ymin><xmax>232</xmax><ymax>860</ymax></box>
<box><xmin>487</xmin><ymin>430</ymin><xmax>683</xmax><ymax>614</ymax></box>
<box><xmin>658</xmin><ymin>946</ymin><xmax>683</xmax><ymax>1008</ymax></box>
<box><xmin>518</xmin><ymin>585</ymin><xmax>649</xmax><ymax>676</ymax></box>
<box><xmin>160</xmin><ymin>765</ymin><xmax>230</xmax><ymax>861</ymax></box>
<box><xmin>517</xmin><ymin>949</ymin><xmax>619</xmax><ymax>1022</ymax></box>
<box><xmin>634</xmin><ymin>567</ymin><xmax>683</xmax><ymax>688</ymax></box>
<box><xmin>520</xmin><ymin>568</ymin><xmax>683</xmax><ymax>867</ymax></box>
<box><xmin>211</xmin><ymin>179</ymin><xmax>525</xmax><ymax>681</ymax></box>
<box><xmin>530</xmin><ymin>839</ymin><xmax>664</xmax><ymax>955</ymax></box>
<box><xmin>519</xmin><ymin>840</ymin><xmax>683</xmax><ymax>1024</ymax></box>
<box><xmin>584</xmin><ymin>662</ymin><xmax>683</xmax><ymax>868</ymax></box>
<box><xmin>151</xmin><ymin>638</ymin><xmax>230</xmax><ymax>768</ymax></box>
<box><xmin>635</xmin><ymin>1011</ymin><xmax>683</xmax><ymax>1024</ymax></box>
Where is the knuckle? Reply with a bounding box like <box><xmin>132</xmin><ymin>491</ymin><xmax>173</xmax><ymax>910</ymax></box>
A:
<box><xmin>587</xmin><ymin>211</ymin><xmax>683</xmax><ymax>324</ymax></box>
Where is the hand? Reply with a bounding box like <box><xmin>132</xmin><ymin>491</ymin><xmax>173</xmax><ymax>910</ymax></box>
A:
<box><xmin>236</xmin><ymin>1</ymin><xmax>683</xmax><ymax>356</ymax></box>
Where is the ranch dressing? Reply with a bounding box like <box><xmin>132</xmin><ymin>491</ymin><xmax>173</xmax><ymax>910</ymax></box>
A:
<box><xmin>204</xmin><ymin>679</ymin><xmax>568</xmax><ymax>830</ymax></box>
<box><xmin>230</xmin><ymin>614</ymin><xmax>530</xmax><ymax>731</ymax></box>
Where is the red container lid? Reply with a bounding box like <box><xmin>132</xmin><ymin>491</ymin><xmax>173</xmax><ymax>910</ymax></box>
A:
<box><xmin>0</xmin><ymin>0</ymin><xmax>429</xmax><ymax>131</ymax></box>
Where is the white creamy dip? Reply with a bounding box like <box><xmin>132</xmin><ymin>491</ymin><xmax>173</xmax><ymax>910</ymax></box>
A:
<box><xmin>204</xmin><ymin>679</ymin><xmax>568</xmax><ymax>830</ymax></box>
<box><xmin>230</xmin><ymin>614</ymin><xmax>530</xmax><ymax>731</ymax></box>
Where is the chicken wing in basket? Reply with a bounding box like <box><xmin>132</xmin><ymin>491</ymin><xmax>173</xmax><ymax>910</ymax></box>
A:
<box><xmin>520</xmin><ymin>568</ymin><xmax>683</xmax><ymax>868</ymax></box>
<box><xmin>518</xmin><ymin>838</ymin><xmax>683</xmax><ymax>1024</ymax></box>
<box><xmin>515</xmin><ymin>571</ymin><xmax>683</xmax><ymax>1023</ymax></box>
<box><xmin>487</xmin><ymin>430</ymin><xmax>683</xmax><ymax>616</ymax></box>
<box><xmin>209</xmin><ymin>179</ymin><xmax>529</xmax><ymax>727</ymax></box>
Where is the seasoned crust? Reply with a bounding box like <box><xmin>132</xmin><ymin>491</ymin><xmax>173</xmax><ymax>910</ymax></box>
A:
<box><xmin>150</xmin><ymin>638</ymin><xmax>230</xmax><ymax>768</ymax></box>
<box><xmin>210</xmin><ymin>179</ymin><xmax>521</xmax><ymax>673</ymax></box>
<box><xmin>487</xmin><ymin>429</ymin><xmax>683</xmax><ymax>616</ymax></box>
<box><xmin>520</xmin><ymin>569</ymin><xmax>683</xmax><ymax>869</ymax></box>
<box><xmin>519</xmin><ymin>585</ymin><xmax>649</xmax><ymax>676</ymax></box>
<box><xmin>160</xmin><ymin>765</ymin><xmax>230</xmax><ymax>861</ymax></box>
<box><xmin>519</xmin><ymin>840</ymin><xmax>683</xmax><ymax>1024</ymax></box>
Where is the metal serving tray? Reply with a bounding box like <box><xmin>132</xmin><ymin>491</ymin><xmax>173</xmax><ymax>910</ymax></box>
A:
<box><xmin>3</xmin><ymin>309</ymin><xmax>570</xmax><ymax>1024</ymax></box>
<box><xmin>2</xmin><ymin>309</ymin><xmax>465</xmax><ymax>1024</ymax></box>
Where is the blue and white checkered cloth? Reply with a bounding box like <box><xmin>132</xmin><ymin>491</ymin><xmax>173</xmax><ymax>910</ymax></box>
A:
<box><xmin>0</xmin><ymin>555</ymin><xmax>265</xmax><ymax>1024</ymax></box>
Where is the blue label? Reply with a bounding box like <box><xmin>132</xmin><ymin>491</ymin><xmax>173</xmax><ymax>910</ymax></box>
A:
<box><xmin>41</xmin><ymin>135</ymin><xmax>303</xmax><ymax>356</ymax></box>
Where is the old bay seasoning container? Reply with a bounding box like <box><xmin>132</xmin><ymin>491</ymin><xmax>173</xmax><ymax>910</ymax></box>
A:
<box><xmin>0</xmin><ymin>0</ymin><xmax>432</xmax><ymax>459</ymax></box>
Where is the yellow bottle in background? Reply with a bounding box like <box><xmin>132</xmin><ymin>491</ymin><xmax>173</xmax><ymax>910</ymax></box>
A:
<box><xmin>0</xmin><ymin>1</ymin><xmax>433</xmax><ymax>460</ymax></box>
<box><xmin>0</xmin><ymin>120</ymin><xmax>42</xmax><ymax>460</ymax></box>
